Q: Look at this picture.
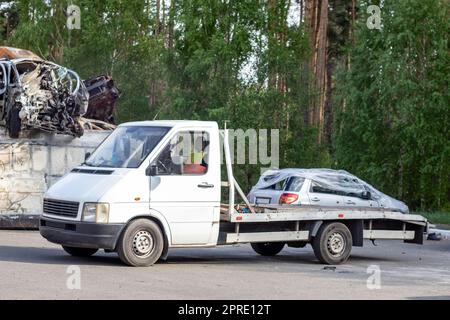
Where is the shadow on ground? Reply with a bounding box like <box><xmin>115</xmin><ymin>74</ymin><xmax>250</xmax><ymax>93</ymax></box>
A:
<box><xmin>0</xmin><ymin>244</ymin><xmax>409</xmax><ymax>268</ymax></box>
<box><xmin>0</xmin><ymin>246</ymin><xmax>122</xmax><ymax>266</ymax></box>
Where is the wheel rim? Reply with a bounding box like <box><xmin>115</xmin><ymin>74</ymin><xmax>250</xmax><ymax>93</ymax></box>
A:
<box><xmin>132</xmin><ymin>230</ymin><xmax>154</xmax><ymax>258</ymax></box>
<box><xmin>327</xmin><ymin>232</ymin><xmax>346</xmax><ymax>257</ymax></box>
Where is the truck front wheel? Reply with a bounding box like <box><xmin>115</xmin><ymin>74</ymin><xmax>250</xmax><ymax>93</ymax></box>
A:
<box><xmin>312</xmin><ymin>222</ymin><xmax>352</xmax><ymax>265</ymax></box>
<box><xmin>116</xmin><ymin>219</ymin><xmax>164</xmax><ymax>267</ymax></box>
<box><xmin>62</xmin><ymin>246</ymin><xmax>98</xmax><ymax>257</ymax></box>
<box><xmin>251</xmin><ymin>242</ymin><xmax>285</xmax><ymax>256</ymax></box>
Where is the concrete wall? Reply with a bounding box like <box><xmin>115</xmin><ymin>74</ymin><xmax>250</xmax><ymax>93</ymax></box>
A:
<box><xmin>0</xmin><ymin>127</ymin><xmax>110</xmax><ymax>228</ymax></box>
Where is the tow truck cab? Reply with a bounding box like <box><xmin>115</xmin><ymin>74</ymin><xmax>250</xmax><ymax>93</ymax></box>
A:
<box><xmin>40</xmin><ymin>121</ymin><xmax>222</xmax><ymax>264</ymax></box>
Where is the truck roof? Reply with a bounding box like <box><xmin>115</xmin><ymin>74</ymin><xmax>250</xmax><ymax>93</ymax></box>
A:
<box><xmin>119</xmin><ymin>120</ymin><xmax>219</xmax><ymax>129</ymax></box>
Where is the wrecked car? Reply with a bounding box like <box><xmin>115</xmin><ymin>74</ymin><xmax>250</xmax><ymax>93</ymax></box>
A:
<box><xmin>0</xmin><ymin>53</ymin><xmax>89</xmax><ymax>138</ymax></box>
<box><xmin>0</xmin><ymin>47</ymin><xmax>120</xmax><ymax>138</ymax></box>
<box><xmin>247</xmin><ymin>168</ymin><xmax>410</xmax><ymax>213</ymax></box>
<box><xmin>83</xmin><ymin>75</ymin><xmax>120</xmax><ymax>124</ymax></box>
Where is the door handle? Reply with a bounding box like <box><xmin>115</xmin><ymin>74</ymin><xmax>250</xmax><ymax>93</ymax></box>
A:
<box><xmin>311</xmin><ymin>197</ymin><xmax>320</xmax><ymax>202</ymax></box>
<box><xmin>346</xmin><ymin>200</ymin><xmax>356</xmax><ymax>205</ymax></box>
<box><xmin>198</xmin><ymin>182</ymin><xmax>214</xmax><ymax>188</ymax></box>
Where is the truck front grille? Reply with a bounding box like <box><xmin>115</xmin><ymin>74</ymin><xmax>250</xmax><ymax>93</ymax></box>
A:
<box><xmin>43</xmin><ymin>199</ymin><xmax>80</xmax><ymax>218</ymax></box>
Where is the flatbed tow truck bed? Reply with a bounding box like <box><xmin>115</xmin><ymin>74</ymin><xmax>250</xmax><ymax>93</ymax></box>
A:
<box><xmin>218</xmin><ymin>204</ymin><xmax>428</xmax><ymax>245</ymax></box>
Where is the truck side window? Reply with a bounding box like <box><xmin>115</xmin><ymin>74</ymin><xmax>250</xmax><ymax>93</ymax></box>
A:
<box><xmin>153</xmin><ymin>131</ymin><xmax>209</xmax><ymax>175</ymax></box>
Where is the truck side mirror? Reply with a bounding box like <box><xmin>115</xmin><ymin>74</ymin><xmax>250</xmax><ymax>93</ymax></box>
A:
<box><xmin>360</xmin><ymin>191</ymin><xmax>371</xmax><ymax>200</ymax></box>
<box><xmin>145</xmin><ymin>164</ymin><xmax>158</xmax><ymax>176</ymax></box>
<box><xmin>84</xmin><ymin>152</ymin><xmax>91</xmax><ymax>161</ymax></box>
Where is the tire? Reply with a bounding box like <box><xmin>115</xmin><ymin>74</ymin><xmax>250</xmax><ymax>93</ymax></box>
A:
<box><xmin>251</xmin><ymin>242</ymin><xmax>285</xmax><ymax>256</ymax></box>
<box><xmin>62</xmin><ymin>246</ymin><xmax>98</xmax><ymax>257</ymax></box>
<box><xmin>116</xmin><ymin>219</ymin><xmax>164</xmax><ymax>267</ymax></box>
<box><xmin>7</xmin><ymin>105</ymin><xmax>21</xmax><ymax>138</ymax></box>
<box><xmin>312</xmin><ymin>222</ymin><xmax>352</xmax><ymax>265</ymax></box>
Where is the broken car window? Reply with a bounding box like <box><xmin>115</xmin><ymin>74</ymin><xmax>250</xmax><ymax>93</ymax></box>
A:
<box><xmin>310</xmin><ymin>180</ymin><xmax>339</xmax><ymax>195</ymax></box>
<box><xmin>85</xmin><ymin>126</ymin><xmax>169</xmax><ymax>168</ymax></box>
<box><xmin>264</xmin><ymin>180</ymin><xmax>286</xmax><ymax>190</ymax></box>
<box><xmin>285</xmin><ymin>177</ymin><xmax>305</xmax><ymax>192</ymax></box>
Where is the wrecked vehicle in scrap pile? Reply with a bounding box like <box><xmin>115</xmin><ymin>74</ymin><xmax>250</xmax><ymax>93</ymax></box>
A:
<box><xmin>83</xmin><ymin>75</ymin><xmax>120</xmax><ymax>124</ymax></box>
<box><xmin>0</xmin><ymin>48</ymin><xmax>89</xmax><ymax>138</ymax></box>
<box><xmin>0</xmin><ymin>47</ymin><xmax>120</xmax><ymax>138</ymax></box>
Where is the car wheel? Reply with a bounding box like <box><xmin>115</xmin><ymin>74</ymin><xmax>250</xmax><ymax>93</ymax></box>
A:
<box><xmin>116</xmin><ymin>219</ymin><xmax>164</xmax><ymax>267</ymax></box>
<box><xmin>251</xmin><ymin>242</ymin><xmax>285</xmax><ymax>256</ymax></box>
<box><xmin>62</xmin><ymin>246</ymin><xmax>98</xmax><ymax>257</ymax></box>
<box><xmin>312</xmin><ymin>222</ymin><xmax>352</xmax><ymax>265</ymax></box>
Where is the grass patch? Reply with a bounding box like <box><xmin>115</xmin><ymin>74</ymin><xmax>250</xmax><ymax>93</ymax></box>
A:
<box><xmin>416</xmin><ymin>212</ymin><xmax>450</xmax><ymax>225</ymax></box>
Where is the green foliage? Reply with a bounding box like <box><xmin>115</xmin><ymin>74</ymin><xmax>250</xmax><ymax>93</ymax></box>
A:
<box><xmin>419</xmin><ymin>212</ymin><xmax>450</xmax><ymax>225</ymax></box>
<box><xmin>334</xmin><ymin>0</ymin><xmax>450</xmax><ymax>211</ymax></box>
<box><xmin>2</xmin><ymin>0</ymin><xmax>448</xmax><ymax>211</ymax></box>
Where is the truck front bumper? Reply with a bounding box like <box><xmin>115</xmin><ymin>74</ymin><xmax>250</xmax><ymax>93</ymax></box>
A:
<box><xmin>39</xmin><ymin>216</ymin><xmax>125</xmax><ymax>250</ymax></box>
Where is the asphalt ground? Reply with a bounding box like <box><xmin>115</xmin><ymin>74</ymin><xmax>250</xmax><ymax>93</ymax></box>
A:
<box><xmin>0</xmin><ymin>230</ymin><xmax>449</xmax><ymax>299</ymax></box>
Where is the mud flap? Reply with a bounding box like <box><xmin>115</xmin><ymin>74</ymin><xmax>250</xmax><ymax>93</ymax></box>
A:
<box><xmin>405</xmin><ymin>225</ymin><xmax>425</xmax><ymax>244</ymax></box>
<box><xmin>348</xmin><ymin>220</ymin><xmax>364</xmax><ymax>247</ymax></box>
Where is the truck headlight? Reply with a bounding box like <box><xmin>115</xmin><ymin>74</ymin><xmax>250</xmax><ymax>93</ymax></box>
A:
<box><xmin>82</xmin><ymin>203</ymin><xmax>109</xmax><ymax>223</ymax></box>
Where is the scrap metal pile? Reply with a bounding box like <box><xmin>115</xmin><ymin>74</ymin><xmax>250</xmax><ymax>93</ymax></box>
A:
<box><xmin>0</xmin><ymin>47</ymin><xmax>120</xmax><ymax>138</ymax></box>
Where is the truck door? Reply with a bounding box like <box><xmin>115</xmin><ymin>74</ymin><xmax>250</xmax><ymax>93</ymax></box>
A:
<box><xmin>148</xmin><ymin>129</ymin><xmax>220</xmax><ymax>245</ymax></box>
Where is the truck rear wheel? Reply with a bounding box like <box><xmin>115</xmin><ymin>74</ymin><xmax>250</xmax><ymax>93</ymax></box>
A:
<box><xmin>312</xmin><ymin>222</ymin><xmax>352</xmax><ymax>265</ymax></box>
<box><xmin>251</xmin><ymin>242</ymin><xmax>285</xmax><ymax>256</ymax></box>
<box><xmin>116</xmin><ymin>219</ymin><xmax>164</xmax><ymax>267</ymax></box>
<box><xmin>62</xmin><ymin>246</ymin><xmax>98</xmax><ymax>257</ymax></box>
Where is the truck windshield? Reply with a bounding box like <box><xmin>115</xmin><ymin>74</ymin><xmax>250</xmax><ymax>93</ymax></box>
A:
<box><xmin>85</xmin><ymin>126</ymin><xmax>170</xmax><ymax>168</ymax></box>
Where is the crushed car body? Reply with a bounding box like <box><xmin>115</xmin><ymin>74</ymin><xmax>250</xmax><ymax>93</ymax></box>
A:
<box><xmin>0</xmin><ymin>47</ymin><xmax>119</xmax><ymax>138</ymax></box>
<box><xmin>247</xmin><ymin>168</ymin><xmax>410</xmax><ymax>213</ymax></box>
<box><xmin>0</xmin><ymin>52</ymin><xmax>88</xmax><ymax>137</ymax></box>
<box><xmin>83</xmin><ymin>75</ymin><xmax>120</xmax><ymax>124</ymax></box>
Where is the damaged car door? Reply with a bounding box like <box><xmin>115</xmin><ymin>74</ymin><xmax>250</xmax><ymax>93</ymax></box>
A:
<box><xmin>307</xmin><ymin>179</ymin><xmax>345</xmax><ymax>206</ymax></box>
<box><xmin>83</xmin><ymin>75</ymin><xmax>120</xmax><ymax>124</ymax></box>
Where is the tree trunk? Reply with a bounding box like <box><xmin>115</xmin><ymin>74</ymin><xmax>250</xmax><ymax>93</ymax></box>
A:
<box><xmin>156</xmin><ymin>0</ymin><xmax>161</xmax><ymax>35</ymax></box>
<box><xmin>167</xmin><ymin>0</ymin><xmax>175</xmax><ymax>49</ymax></box>
<box><xmin>305</xmin><ymin>0</ymin><xmax>329</xmax><ymax>144</ymax></box>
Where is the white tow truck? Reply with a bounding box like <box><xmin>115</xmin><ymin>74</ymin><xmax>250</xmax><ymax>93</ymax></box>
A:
<box><xmin>40</xmin><ymin>120</ymin><xmax>429</xmax><ymax>266</ymax></box>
